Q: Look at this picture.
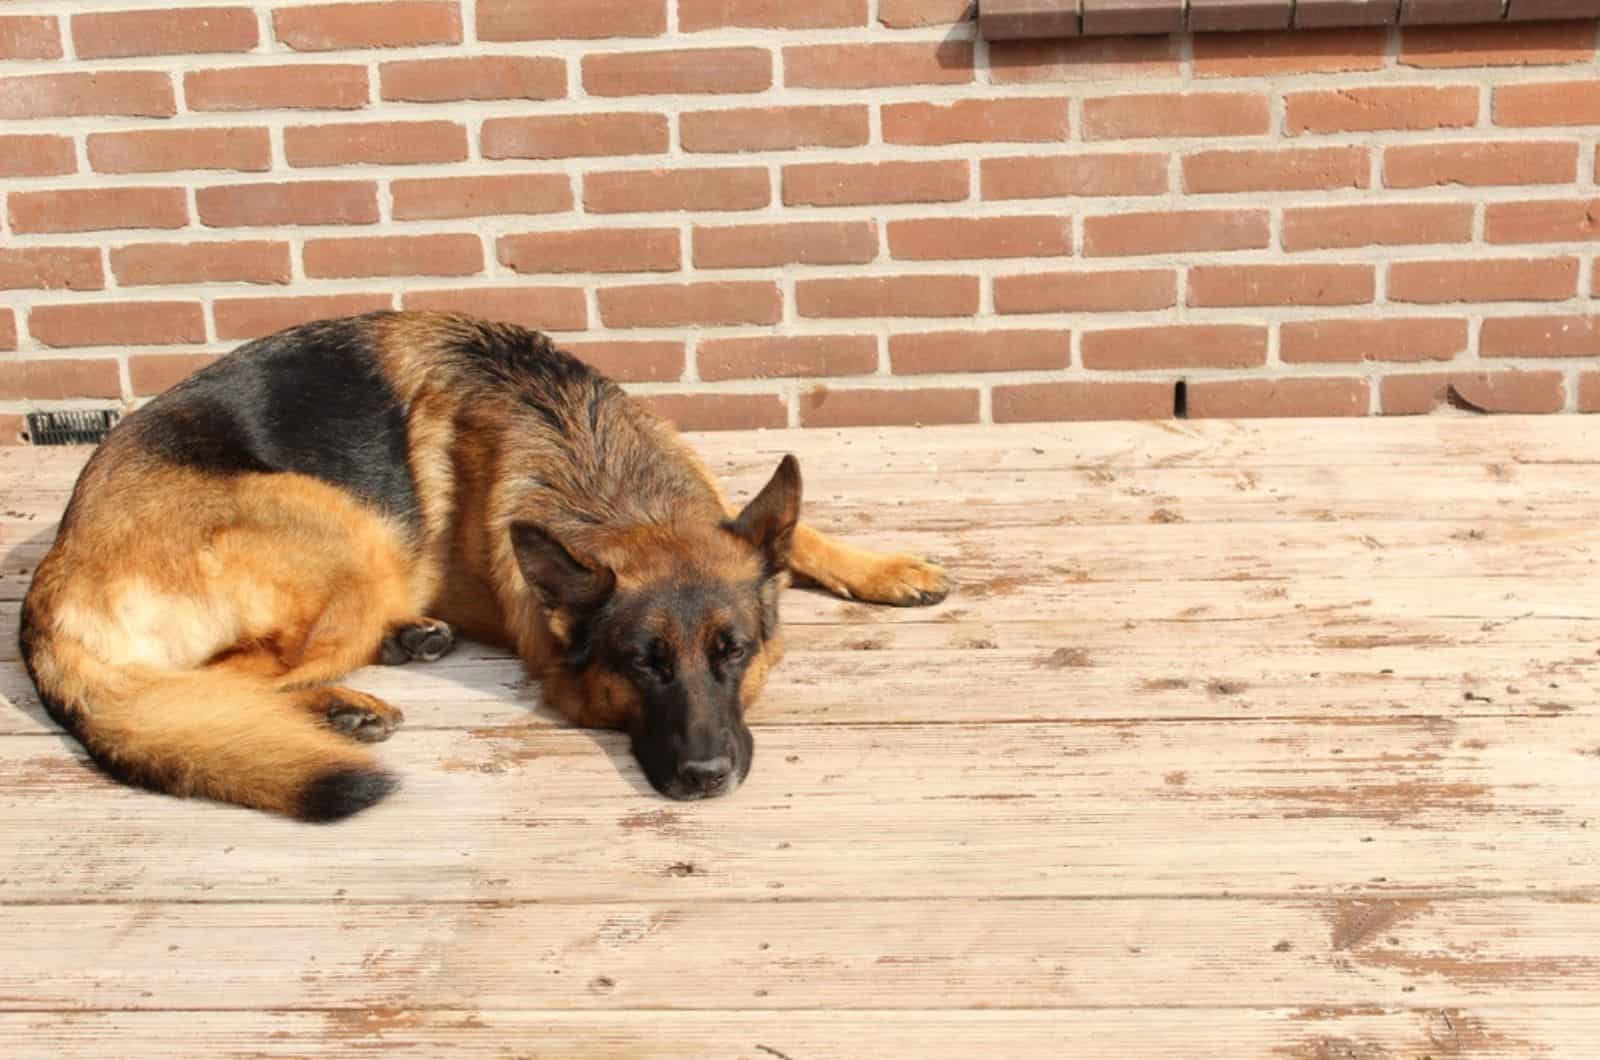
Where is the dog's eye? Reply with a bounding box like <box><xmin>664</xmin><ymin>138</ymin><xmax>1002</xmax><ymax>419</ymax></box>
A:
<box><xmin>713</xmin><ymin>632</ymin><xmax>747</xmax><ymax>664</ymax></box>
<box><xmin>638</xmin><ymin>639</ymin><xmax>674</xmax><ymax>682</ymax></box>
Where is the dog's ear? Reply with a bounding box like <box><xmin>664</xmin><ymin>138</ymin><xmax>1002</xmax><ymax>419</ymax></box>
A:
<box><xmin>726</xmin><ymin>454</ymin><xmax>801</xmax><ymax>576</ymax></box>
<box><xmin>510</xmin><ymin>522</ymin><xmax>616</xmax><ymax>613</ymax></box>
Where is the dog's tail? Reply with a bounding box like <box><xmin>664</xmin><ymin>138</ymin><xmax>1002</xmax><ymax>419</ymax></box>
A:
<box><xmin>19</xmin><ymin>608</ymin><xmax>396</xmax><ymax>822</ymax></box>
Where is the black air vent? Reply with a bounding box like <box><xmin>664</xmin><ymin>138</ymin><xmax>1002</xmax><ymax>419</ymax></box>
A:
<box><xmin>25</xmin><ymin>409</ymin><xmax>120</xmax><ymax>446</ymax></box>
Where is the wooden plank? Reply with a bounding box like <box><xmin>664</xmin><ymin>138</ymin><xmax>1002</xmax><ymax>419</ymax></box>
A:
<box><xmin>6</xmin><ymin>517</ymin><xmax>1598</xmax><ymax>606</ymax></box>
<box><xmin>7</xmin><ymin>610</ymin><xmax>1592</xmax><ymax>735</ymax></box>
<box><xmin>8</xmin><ymin>417</ymin><xmax>1600</xmax><ymax>484</ymax></box>
<box><xmin>10</xmin><ymin>462</ymin><xmax>1600</xmax><ymax>531</ymax></box>
<box><xmin>2</xmin><ymin>717</ymin><xmax>1596</xmax><ymax>903</ymax></box>
<box><xmin>9</xmin><ymin>1007</ymin><xmax>1597</xmax><ymax>1060</ymax></box>
<box><xmin>3</xmin><ymin>896</ymin><xmax>1597</xmax><ymax>1011</ymax></box>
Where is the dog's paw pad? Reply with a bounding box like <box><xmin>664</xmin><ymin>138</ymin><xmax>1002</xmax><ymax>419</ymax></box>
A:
<box><xmin>319</xmin><ymin>690</ymin><xmax>404</xmax><ymax>743</ymax></box>
<box><xmin>379</xmin><ymin>618</ymin><xmax>456</xmax><ymax>665</ymax></box>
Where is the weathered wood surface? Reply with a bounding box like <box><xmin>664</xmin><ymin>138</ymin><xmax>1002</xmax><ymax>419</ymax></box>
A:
<box><xmin>2</xmin><ymin>416</ymin><xmax>1598</xmax><ymax>1059</ymax></box>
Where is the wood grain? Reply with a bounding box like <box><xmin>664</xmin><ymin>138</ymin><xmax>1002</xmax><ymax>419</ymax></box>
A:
<box><xmin>3</xmin><ymin>416</ymin><xmax>1598</xmax><ymax>1058</ymax></box>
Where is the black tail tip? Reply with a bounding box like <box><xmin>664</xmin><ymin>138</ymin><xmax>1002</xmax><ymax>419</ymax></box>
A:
<box><xmin>298</xmin><ymin>767</ymin><xmax>399</xmax><ymax>823</ymax></box>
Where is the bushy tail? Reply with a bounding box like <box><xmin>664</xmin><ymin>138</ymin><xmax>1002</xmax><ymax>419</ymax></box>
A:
<box><xmin>21</xmin><ymin>619</ymin><xmax>395</xmax><ymax>822</ymax></box>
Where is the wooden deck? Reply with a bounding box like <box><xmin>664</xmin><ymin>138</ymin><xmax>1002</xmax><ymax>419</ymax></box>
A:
<box><xmin>3</xmin><ymin>416</ymin><xmax>1600</xmax><ymax>1058</ymax></box>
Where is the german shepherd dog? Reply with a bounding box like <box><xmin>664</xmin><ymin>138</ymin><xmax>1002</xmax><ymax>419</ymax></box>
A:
<box><xmin>19</xmin><ymin>312</ymin><xmax>949</xmax><ymax>821</ymax></box>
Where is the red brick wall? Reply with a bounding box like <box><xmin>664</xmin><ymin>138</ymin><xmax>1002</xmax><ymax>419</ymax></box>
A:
<box><xmin>2</xmin><ymin>5</ymin><xmax>1599</xmax><ymax>440</ymax></box>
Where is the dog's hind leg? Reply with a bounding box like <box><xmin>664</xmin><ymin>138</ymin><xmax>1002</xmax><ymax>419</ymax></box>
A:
<box><xmin>788</xmin><ymin>524</ymin><xmax>951</xmax><ymax>607</ymax></box>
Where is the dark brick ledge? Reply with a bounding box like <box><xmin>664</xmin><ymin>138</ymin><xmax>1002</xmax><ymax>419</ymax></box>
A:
<box><xmin>980</xmin><ymin>0</ymin><xmax>1600</xmax><ymax>38</ymax></box>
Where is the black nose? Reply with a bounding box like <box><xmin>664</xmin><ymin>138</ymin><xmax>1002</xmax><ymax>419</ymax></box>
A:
<box><xmin>677</xmin><ymin>756</ymin><xmax>733</xmax><ymax>796</ymax></box>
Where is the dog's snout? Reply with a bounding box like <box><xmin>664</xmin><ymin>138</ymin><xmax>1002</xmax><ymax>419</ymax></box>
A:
<box><xmin>677</xmin><ymin>756</ymin><xmax>733</xmax><ymax>796</ymax></box>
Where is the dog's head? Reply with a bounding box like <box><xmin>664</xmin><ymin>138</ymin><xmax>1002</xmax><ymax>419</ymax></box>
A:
<box><xmin>512</xmin><ymin>456</ymin><xmax>800</xmax><ymax>799</ymax></box>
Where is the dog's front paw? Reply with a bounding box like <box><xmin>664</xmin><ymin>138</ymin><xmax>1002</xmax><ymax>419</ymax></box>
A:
<box><xmin>857</xmin><ymin>555</ymin><xmax>952</xmax><ymax>607</ymax></box>
<box><xmin>378</xmin><ymin>618</ymin><xmax>456</xmax><ymax>665</ymax></box>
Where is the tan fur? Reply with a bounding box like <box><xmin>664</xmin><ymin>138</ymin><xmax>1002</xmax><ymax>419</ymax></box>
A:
<box><xmin>22</xmin><ymin>310</ymin><xmax>949</xmax><ymax>818</ymax></box>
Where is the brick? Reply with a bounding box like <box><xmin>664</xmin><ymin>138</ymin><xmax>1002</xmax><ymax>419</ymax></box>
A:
<box><xmin>0</xmin><ymin>136</ymin><xmax>76</xmax><ymax>179</ymax></box>
<box><xmin>88</xmin><ymin>128</ymin><xmax>271</xmax><ymax>174</ymax></box>
<box><xmin>0</xmin><ymin>72</ymin><xmax>175</xmax><ymax>120</ymax></box>
<box><xmin>586</xmin><ymin>167</ymin><xmax>769</xmax><ymax>213</ymax></box>
<box><xmin>403</xmin><ymin>287</ymin><xmax>586</xmax><ymax>331</ymax></box>
<box><xmin>1480</xmin><ymin>314</ymin><xmax>1600</xmax><ymax>357</ymax></box>
<box><xmin>391</xmin><ymin>174</ymin><xmax>573</xmax><ymax>220</ymax></box>
<box><xmin>285</xmin><ymin>120</ymin><xmax>467</xmax><ymax>167</ymax></box>
<box><xmin>982</xmin><ymin>154</ymin><xmax>1167</xmax><ymax>199</ymax></box>
<box><xmin>1390</xmin><ymin>257</ymin><xmax>1577</xmax><ymax>304</ymax></box>
<box><xmin>562</xmin><ymin>340</ymin><xmax>683</xmax><ymax>383</ymax></box>
<box><xmin>1400</xmin><ymin>20</ymin><xmax>1595</xmax><ymax>68</ymax></box>
<box><xmin>185</xmin><ymin>65</ymin><xmax>369</xmax><ymax>111</ymax></box>
<box><xmin>681</xmin><ymin>105</ymin><xmax>868</xmax><ymax>153</ymax></box>
<box><xmin>994</xmin><ymin>381</ymin><xmax>1174</xmax><ymax>423</ymax></box>
<box><xmin>1385</xmin><ymin>141</ymin><xmax>1578</xmax><ymax>187</ymax></box>
<box><xmin>380</xmin><ymin>56</ymin><xmax>565</xmax><ymax>102</ymax></box>
<box><xmin>1281</xmin><ymin>318</ymin><xmax>1468</xmax><ymax>363</ymax></box>
<box><xmin>1083</xmin><ymin>0</ymin><xmax>1187</xmax><ymax>34</ymax></box>
<box><xmin>680</xmin><ymin>0</ymin><xmax>866</xmax><ymax>29</ymax></box>
<box><xmin>1382</xmin><ymin>371</ymin><xmax>1565</xmax><ymax>414</ymax></box>
<box><xmin>1294</xmin><ymin>0</ymin><xmax>1400</xmax><ymax>26</ymax></box>
<box><xmin>0</xmin><ymin>312</ymin><xmax>12</xmax><ymax>353</ymax></box>
<box><xmin>796</xmin><ymin>276</ymin><xmax>979</xmax><ymax>319</ymax></box>
<box><xmin>10</xmin><ymin>188</ymin><xmax>187</xmax><ymax>234</ymax></box>
<box><xmin>883</xmin><ymin>99</ymin><xmax>1070</xmax><ymax>145</ymax></box>
<box><xmin>994</xmin><ymin>269</ymin><xmax>1176</xmax><ymax>314</ymax></box>
<box><xmin>197</xmin><ymin>180</ymin><xmax>378</xmax><ymax>227</ymax></box>
<box><xmin>1190</xmin><ymin>0</ymin><xmax>1292</xmax><ymax>30</ymax></box>
<box><xmin>783</xmin><ymin>160</ymin><xmax>967</xmax><ymax>207</ymax></box>
<box><xmin>1083</xmin><ymin>325</ymin><xmax>1268</xmax><ymax>370</ymax></box>
<box><xmin>584</xmin><ymin>48</ymin><xmax>771</xmax><ymax>96</ymax></box>
<box><xmin>1194</xmin><ymin>28</ymin><xmax>1387</xmax><ymax>76</ymax></box>
<box><xmin>879</xmin><ymin>0</ymin><xmax>975</xmax><ymax>27</ymax></box>
<box><xmin>1580</xmin><ymin>371</ymin><xmax>1600</xmax><ymax>413</ymax></box>
<box><xmin>785</xmin><ymin>41</ymin><xmax>974</xmax><ymax>88</ymax></box>
<box><xmin>274</xmin><ymin>2</ymin><xmax>461</xmax><ymax>50</ymax></box>
<box><xmin>891</xmin><ymin>329</ymin><xmax>1068</xmax><ymax>375</ymax></box>
<box><xmin>1495</xmin><ymin>81</ymin><xmax>1600</xmax><ymax>126</ymax></box>
<box><xmin>303</xmin><ymin>234</ymin><xmax>484</xmax><ymax>278</ymax></box>
<box><xmin>990</xmin><ymin>36</ymin><xmax>1179</xmax><ymax>83</ymax></box>
<box><xmin>30</xmin><ymin>301</ymin><xmax>205</xmax><ymax>348</ymax></box>
<box><xmin>0</xmin><ymin>414</ymin><xmax>26</xmax><ymax>445</ymax></box>
<box><xmin>1184</xmin><ymin>147</ymin><xmax>1369</xmax><ymax>193</ymax></box>
<box><xmin>215</xmin><ymin>294</ymin><xmax>393</xmax><ymax>341</ymax></box>
<box><xmin>111</xmin><ymin>241</ymin><xmax>292</xmax><ymax>286</ymax></box>
<box><xmin>1188</xmin><ymin>377</ymin><xmax>1369</xmax><ymax>418</ymax></box>
<box><xmin>598</xmin><ymin>281</ymin><xmax>781</xmax><ymax>328</ymax></box>
<box><xmin>499</xmin><ymin>228</ymin><xmax>681</xmax><ymax>273</ymax></box>
<box><xmin>1083</xmin><ymin>92</ymin><xmax>1270</xmax><ymax>140</ymax></box>
<box><xmin>1084</xmin><ymin>209</ymin><xmax>1269</xmax><ymax>257</ymax></box>
<box><xmin>0</xmin><ymin>248</ymin><xmax>104</xmax><ymax>292</ymax></box>
<box><xmin>1282</xmin><ymin>203</ymin><xmax>1474</xmax><ymax>250</ymax></box>
<box><xmin>478</xmin><ymin>0</ymin><xmax>665</xmax><ymax>40</ymax></box>
<box><xmin>638</xmin><ymin>393</ymin><xmax>786</xmax><ymax>431</ymax></box>
<box><xmin>1485</xmin><ymin>198</ymin><xmax>1600</xmax><ymax>244</ymax></box>
<box><xmin>0</xmin><ymin>359</ymin><xmax>121</xmax><ymax>402</ymax></box>
<box><xmin>692</xmin><ymin>221</ymin><xmax>877</xmax><ymax>268</ymax></box>
<box><xmin>1188</xmin><ymin>264</ymin><xmax>1375</xmax><ymax>307</ymax></box>
<box><xmin>888</xmin><ymin>217</ymin><xmax>1072</xmax><ymax>261</ymax></box>
<box><xmin>0</xmin><ymin>15</ymin><xmax>62</xmax><ymax>59</ymax></box>
<box><xmin>799</xmin><ymin>386</ymin><xmax>978</xmax><ymax>428</ymax></box>
<box><xmin>73</xmin><ymin>8</ymin><xmax>256</xmax><ymax>58</ymax></box>
<box><xmin>131</xmin><ymin>354</ymin><xmax>218</xmax><ymax>397</ymax></box>
<box><xmin>1287</xmin><ymin>85</ymin><xmax>1479</xmax><ymax>134</ymax></box>
<box><xmin>482</xmin><ymin>113</ymin><xmax>668</xmax><ymax>160</ymax></box>
<box><xmin>698</xmin><ymin>335</ymin><xmax>877</xmax><ymax>381</ymax></box>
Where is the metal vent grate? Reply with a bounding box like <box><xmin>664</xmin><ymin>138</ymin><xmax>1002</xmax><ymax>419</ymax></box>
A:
<box><xmin>25</xmin><ymin>409</ymin><xmax>120</xmax><ymax>446</ymax></box>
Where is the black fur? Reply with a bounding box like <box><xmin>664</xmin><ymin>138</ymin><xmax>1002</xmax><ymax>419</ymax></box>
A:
<box><xmin>299</xmin><ymin>767</ymin><xmax>399</xmax><ymax>823</ymax></box>
<box><xmin>131</xmin><ymin>313</ymin><xmax>421</xmax><ymax>534</ymax></box>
